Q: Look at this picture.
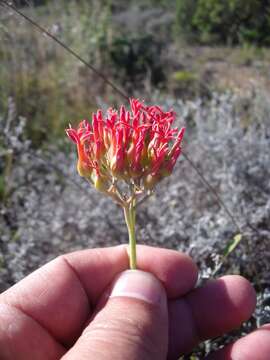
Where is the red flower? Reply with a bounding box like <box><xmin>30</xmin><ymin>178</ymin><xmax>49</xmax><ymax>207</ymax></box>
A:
<box><xmin>66</xmin><ymin>98</ymin><xmax>185</xmax><ymax>192</ymax></box>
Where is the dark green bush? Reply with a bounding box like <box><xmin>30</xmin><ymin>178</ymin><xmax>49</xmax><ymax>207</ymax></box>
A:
<box><xmin>175</xmin><ymin>0</ymin><xmax>270</xmax><ymax>45</ymax></box>
<box><xmin>109</xmin><ymin>34</ymin><xmax>165</xmax><ymax>87</ymax></box>
<box><xmin>14</xmin><ymin>0</ymin><xmax>50</xmax><ymax>6</ymax></box>
<box><xmin>175</xmin><ymin>0</ymin><xmax>198</xmax><ymax>36</ymax></box>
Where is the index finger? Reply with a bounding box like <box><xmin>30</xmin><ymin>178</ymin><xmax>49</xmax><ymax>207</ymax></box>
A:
<box><xmin>0</xmin><ymin>245</ymin><xmax>198</xmax><ymax>346</ymax></box>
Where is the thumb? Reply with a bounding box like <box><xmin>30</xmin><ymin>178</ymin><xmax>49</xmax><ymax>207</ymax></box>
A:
<box><xmin>63</xmin><ymin>270</ymin><xmax>168</xmax><ymax>360</ymax></box>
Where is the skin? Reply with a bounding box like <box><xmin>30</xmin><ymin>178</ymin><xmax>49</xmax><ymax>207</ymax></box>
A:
<box><xmin>0</xmin><ymin>245</ymin><xmax>268</xmax><ymax>359</ymax></box>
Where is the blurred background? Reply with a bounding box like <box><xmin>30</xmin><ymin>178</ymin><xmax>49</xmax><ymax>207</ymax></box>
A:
<box><xmin>0</xmin><ymin>0</ymin><xmax>270</xmax><ymax>358</ymax></box>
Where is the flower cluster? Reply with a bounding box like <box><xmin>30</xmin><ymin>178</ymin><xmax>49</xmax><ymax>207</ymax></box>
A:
<box><xmin>66</xmin><ymin>98</ymin><xmax>185</xmax><ymax>195</ymax></box>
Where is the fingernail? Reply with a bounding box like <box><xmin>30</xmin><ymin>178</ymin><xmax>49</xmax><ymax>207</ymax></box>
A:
<box><xmin>109</xmin><ymin>270</ymin><xmax>165</xmax><ymax>306</ymax></box>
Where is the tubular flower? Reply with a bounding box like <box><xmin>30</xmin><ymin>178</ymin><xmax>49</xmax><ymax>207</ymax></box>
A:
<box><xmin>66</xmin><ymin>98</ymin><xmax>185</xmax><ymax>270</ymax></box>
<box><xmin>66</xmin><ymin>98</ymin><xmax>185</xmax><ymax>194</ymax></box>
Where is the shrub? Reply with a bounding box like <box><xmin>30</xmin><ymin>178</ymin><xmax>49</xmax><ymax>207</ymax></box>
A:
<box><xmin>175</xmin><ymin>0</ymin><xmax>270</xmax><ymax>45</ymax></box>
<box><xmin>175</xmin><ymin>0</ymin><xmax>198</xmax><ymax>37</ymax></box>
<box><xmin>109</xmin><ymin>34</ymin><xmax>165</xmax><ymax>87</ymax></box>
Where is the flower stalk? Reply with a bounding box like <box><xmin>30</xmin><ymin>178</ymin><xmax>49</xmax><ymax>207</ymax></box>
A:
<box><xmin>123</xmin><ymin>199</ymin><xmax>137</xmax><ymax>269</ymax></box>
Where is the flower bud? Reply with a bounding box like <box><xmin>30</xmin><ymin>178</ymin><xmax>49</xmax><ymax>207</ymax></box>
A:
<box><xmin>94</xmin><ymin>175</ymin><xmax>109</xmax><ymax>193</ymax></box>
<box><xmin>77</xmin><ymin>160</ymin><xmax>92</xmax><ymax>178</ymax></box>
<box><xmin>144</xmin><ymin>174</ymin><xmax>160</xmax><ymax>190</ymax></box>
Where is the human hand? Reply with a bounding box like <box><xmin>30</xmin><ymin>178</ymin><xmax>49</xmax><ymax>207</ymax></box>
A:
<box><xmin>0</xmin><ymin>245</ymin><xmax>267</xmax><ymax>359</ymax></box>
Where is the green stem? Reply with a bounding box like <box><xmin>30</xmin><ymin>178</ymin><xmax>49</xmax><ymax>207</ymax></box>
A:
<box><xmin>123</xmin><ymin>201</ymin><xmax>137</xmax><ymax>269</ymax></box>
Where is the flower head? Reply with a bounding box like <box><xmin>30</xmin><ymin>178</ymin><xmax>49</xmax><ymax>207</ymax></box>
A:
<box><xmin>66</xmin><ymin>98</ymin><xmax>185</xmax><ymax>198</ymax></box>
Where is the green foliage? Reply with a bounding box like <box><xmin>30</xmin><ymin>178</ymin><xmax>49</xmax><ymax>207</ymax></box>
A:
<box><xmin>223</xmin><ymin>233</ymin><xmax>242</xmax><ymax>257</ymax></box>
<box><xmin>147</xmin><ymin>0</ymin><xmax>174</xmax><ymax>7</ymax></box>
<box><xmin>175</xmin><ymin>0</ymin><xmax>270</xmax><ymax>45</ymax></box>
<box><xmin>172</xmin><ymin>70</ymin><xmax>197</xmax><ymax>83</ymax></box>
<box><xmin>0</xmin><ymin>174</ymin><xmax>5</xmax><ymax>202</ymax></box>
<box><xmin>109</xmin><ymin>34</ymin><xmax>165</xmax><ymax>86</ymax></box>
<box><xmin>0</xmin><ymin>150</ymin><xmax>13</xmax><ymax>203</ymax></box>
<box><xmin>14</xmin><ymin>0</ymin><xmax>50</xmax><ymax>6</ymax></box>
<box><xmin>175</xmin><ymin>0</ymin><xmax>198</xmax><ymax>36</ymax></box>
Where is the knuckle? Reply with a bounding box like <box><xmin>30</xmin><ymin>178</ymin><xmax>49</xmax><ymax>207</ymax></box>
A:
<box><xmin>82</xmin><ymin>315</ymin><xmax>158</xmax><ymax>359</ymax></box>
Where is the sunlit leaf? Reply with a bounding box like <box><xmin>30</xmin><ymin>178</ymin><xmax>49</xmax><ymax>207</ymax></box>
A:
<box><xmin>224</xmin><ymin>233</ymin><xmax>242</xmax><ymax>257</ymax></box>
